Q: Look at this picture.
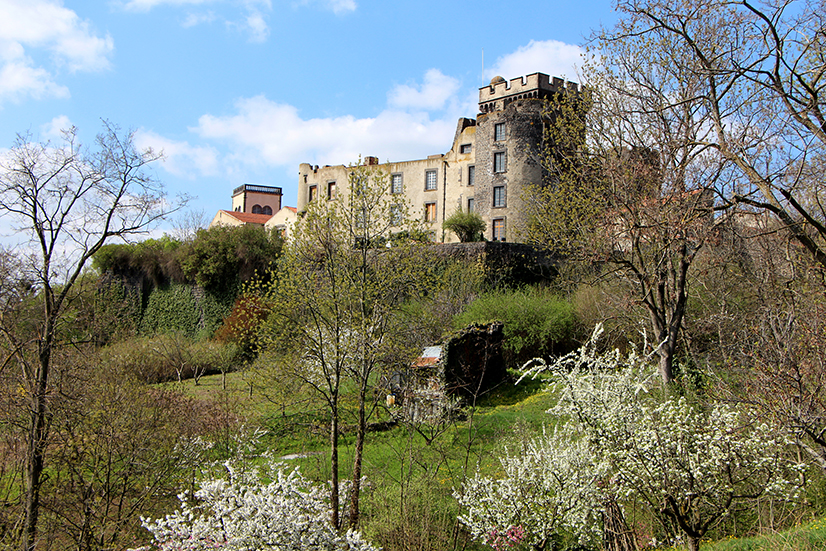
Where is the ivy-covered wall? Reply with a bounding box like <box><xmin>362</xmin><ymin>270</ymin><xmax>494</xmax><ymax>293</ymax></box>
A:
<box><xmin>96</xmin><ymin>276</ymin><xmax>236</xmax><ymax>340</ymax></box>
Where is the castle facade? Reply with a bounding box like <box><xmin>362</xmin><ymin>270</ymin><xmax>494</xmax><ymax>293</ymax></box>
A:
<box><xmin>297</xmin><ymin>73</ymin><xmax>579</xmax><ymax>243</ymax></box>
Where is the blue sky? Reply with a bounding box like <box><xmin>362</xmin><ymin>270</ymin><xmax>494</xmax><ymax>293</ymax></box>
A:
<box><xmin>0</xmin><ymin>0</ymin><xmax>617</xmax><ymax>233</ymax></box>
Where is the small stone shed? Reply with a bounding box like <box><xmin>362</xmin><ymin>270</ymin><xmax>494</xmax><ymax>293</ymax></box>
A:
<box><xmin>387</xmin><ymin>322</ymin><xmax>506</xmax><ymax>422</ymax></box>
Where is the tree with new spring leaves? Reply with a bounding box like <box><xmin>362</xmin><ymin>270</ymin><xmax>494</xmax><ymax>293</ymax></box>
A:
<box><xmin>260</xmin><ymin>160</ymin><xmax>433</xmax><ymax>529</ymax></box>
<box><xmin>458</xmin><ymin>327</ymin><xmax>804</xmax><ymax>551</ymax></box>
<box><xmin>525</xmin><ymin>30</ymin><xmax>729</xmax><ymax>383</ymax></box>
<box><xmin>0</xmin><ymin>122</ymin><xmax>183</xmax><ymax>551</ymax></box>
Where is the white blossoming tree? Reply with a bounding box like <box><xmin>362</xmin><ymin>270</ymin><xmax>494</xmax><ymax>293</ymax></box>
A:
<box><xmin>456</xmin><ymin>426</ymin><xmax>605</xmax><ymax>550</ymax></box>
<box><xmin>133</xmin><ymin>460</ymin><xmax>378</xmax><ymax>551</ymax></box>
<box><xmin>457</xmin><ymin>326</ymin><xmax>805</xmax><ymax>551</ymax></box>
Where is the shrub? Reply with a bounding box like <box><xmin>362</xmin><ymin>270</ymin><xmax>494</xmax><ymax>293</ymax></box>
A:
<box><xmin>453</xmin><ymin>287</ymin><xmax>579</xmax><ymax>365</ymax></box>
<box><xmin>443</xmin><ymin>208</ymin><xmax>486</xmax><ymax>242</ymax></box>
<box><xmin>100</xmin><ymin>335</ymin><xmax>241</xmax><ymax>384</ymax></box>
<box><xmin>214</xmin><ymin>294</ymin><xmax>270</xmax><ymax>360</ymax></box>
<box><xmin>178</xmin><ymin>225</ymin><xmax>283</xmax><ymax>292</ymax></box>
<box><xmin>93</xmin><ymin>235</ymin><xmax>183</xmax><ymax>285</ymax></box>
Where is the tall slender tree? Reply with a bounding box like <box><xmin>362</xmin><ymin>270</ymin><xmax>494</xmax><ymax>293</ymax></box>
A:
<box><xmin>261</xmin><ymin>161</ymin><xmax>432</xmax><ymax>529</ymax></box>
<box><xmin>0</xmin><ymin>122</ymin><xmax>182</xmax><ymax>550</ymax></box>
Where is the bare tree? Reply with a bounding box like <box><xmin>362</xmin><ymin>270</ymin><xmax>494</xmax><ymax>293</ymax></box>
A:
<box><xmin>525</xmin><ymin>50</ymin><xmax>728</xmax><ymax>383</ymax></box>
<box><xmin>601</xmin><ymin>0</ymin><xmax>826</xmax><ymax>268</ymax></box>
<box><xmin>0</xmin><ymin>121</ymin><xmax>183</xmax><ymax>550</ymax></box>
<box><xmin>170</xmin><ymin>208</ymin><xmax>208</xmax><ymax>243</ymax></box>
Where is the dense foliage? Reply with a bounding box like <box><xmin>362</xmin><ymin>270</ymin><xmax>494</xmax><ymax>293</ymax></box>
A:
<box><xmin>453</xmin><ymin>287</ymin><xmax>579</xmax><ymax>364</ymax></box>
<box><xmin>179</xmin><ymin>225</ymin><xmax>283</xmax><ymax>292</ymax></box>
<box><xmin>94</xmin><ymin>225</ymin><xmax>283</xmax><ymax>291</ymax></box>
<box><xmin>94</xmin><ymin>225</ymin><xmax>283</xmax><ymax>338</ymax></box>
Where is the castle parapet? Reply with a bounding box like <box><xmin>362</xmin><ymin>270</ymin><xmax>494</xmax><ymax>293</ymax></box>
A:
<box><xmin>478</xmin><ymin>72</ymin><xmax>578</xmax><ymax>113</ymax></box>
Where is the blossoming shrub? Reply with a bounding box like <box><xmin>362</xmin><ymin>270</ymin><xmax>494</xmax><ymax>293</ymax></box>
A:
<box><xmin>457</xmin><ymin>326</ymin><xmax>805</xmax><ymax>551</ymax></box>
<box><xmin>133</xmin><ymin>460</ymin><xmax>378</xmax><ymax>551</ymax></box>
<box><xmin>456</xmin><ymin>425</ymin><xmax>604</xmax><ymax>550</ymax></box>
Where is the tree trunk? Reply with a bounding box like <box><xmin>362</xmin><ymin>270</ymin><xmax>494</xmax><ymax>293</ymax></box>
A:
<box><xmin>329</xmin><ymin>398</ymin><xmax>340</xmax><ymax>530</ymax></box>
<box><xmin>348</xmin><ymin>392</ymin><xmax>367</xmax><ymax>528</ymax></box>
<box><xmin>602</xmin><ymin>495</ymin><xmax>637</xmax><ymax>551</ymax></box>
<box><xmin>22</xmin><ymin>341</ymin><xmax>51</xmax><ymax>551</ymax></box>
<box><xmin>686</xmin><ymin>534</ymin><xmax>700</xmax><ymax>551</ymax></box>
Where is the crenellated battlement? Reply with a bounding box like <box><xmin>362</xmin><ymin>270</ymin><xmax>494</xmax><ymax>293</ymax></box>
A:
<box><xmin>478</xmin><ymin>72</ymin><xmax>578</xmax><ymax>114</ymax></box>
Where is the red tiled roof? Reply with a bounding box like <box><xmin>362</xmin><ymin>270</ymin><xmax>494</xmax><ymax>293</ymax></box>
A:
<box><xmin>284</xmin><ymin>206</ymin><xmax>297</xmax><ymax>213</ymax></box>
<box><xmin>219</xmin><ymin>210</ymin><xmax>273</xmax><ymax>224</ymax></box>
<box><xmin>413</xmin><ymin>357</ymin><xmax>440</xmax><ymax>368</ymax></box>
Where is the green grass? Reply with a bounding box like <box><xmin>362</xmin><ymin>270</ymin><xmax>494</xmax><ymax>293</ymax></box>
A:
<box><xmin>166</xmin><ymin>368</ymin><xmax>557</xmax><ymax>483</ymax></box>
<box><xmin>701</xmin><ymin>517</ymin><xmax>826</xmax><ymax>550</ymax></box>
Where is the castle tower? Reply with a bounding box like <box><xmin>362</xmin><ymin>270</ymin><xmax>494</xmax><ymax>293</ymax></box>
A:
<box><xmin>231</xmin><ymin>184</ymin><xmax>282</xmax><ymax>216</ymax></box>
<box><xmin>474</xmin><ymin>73</ymin><xmax>578</xmax><ymax>241</ymax></box>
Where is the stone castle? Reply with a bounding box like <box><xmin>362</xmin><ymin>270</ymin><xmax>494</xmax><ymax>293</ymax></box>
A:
<box><xmin>214</xmin><ymin>72</ymin><xmax>579</xmax><ymax>242</ymax></box>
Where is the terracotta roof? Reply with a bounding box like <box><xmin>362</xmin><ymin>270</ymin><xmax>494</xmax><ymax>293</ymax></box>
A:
<box><xmin>219</xmin><ymin>210</ymin><xmax>273</xmax><ymax>224</ymax></box>
<box><xmin>284</xmin><ymin>206</ymin><xmax>297</xmax><ymax>213</ymax></box>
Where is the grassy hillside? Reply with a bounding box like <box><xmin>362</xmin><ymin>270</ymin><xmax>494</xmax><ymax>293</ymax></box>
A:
<box><xmin>167</xmin><ymin>370</ymin><xmax>826</xmax><ymax>551</ymax></box>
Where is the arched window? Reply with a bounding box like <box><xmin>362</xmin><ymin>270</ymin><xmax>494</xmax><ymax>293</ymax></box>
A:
<box><xmin>263</xmin><ymin>206</ymin><xmax>273</xmax><ymax>215</ymax></box>
<box><xmin>252</xmin><ymin>204</ymin><xmax>263</xmax><ymax>214</ymax></box>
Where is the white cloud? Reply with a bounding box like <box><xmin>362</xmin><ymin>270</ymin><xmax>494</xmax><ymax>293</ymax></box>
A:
<box><xmin>486</xmin><ymin>39</ymin><xmax>585</xmax><ymax>83</ymax></box>
<box><xmin>193</xmin><ymin>95</ymin><xmax>454</xmax><ymax>170</ymax></box>
<box><xmin>0</xmin><ymin>60</ymin><xmax>69</xmax><ymax>102</ymax></box>
<box><xmin>41</xmin><ymin>115</ymin><xmax>73</xmax><ymax>140</ymax></box>
<box><xmin>294</xmin><ymin>0</ymin><xmax>355</xmax><ymax>14</ymax></box>
<box><xmin>127</xmin><ymin>0</ymin><xmax>273</xmax><ymax>41</ymax></box>
<box><xmin>236</xmin><ymin>0</ymin><xmax>270</xmax><ymax>42</ymax></box>
<box><xmin>121</xmin><ymin>0</ymin><xmax>215</xmax><ymax>12</ymax></box>
<box><xmin>0</xmin><ymin>0</ymin><xmax>113</xmax><ymax>71</ymax></box>
<box><xmin>243</xmin><ymin>12</ymin><xmax>268</xmax><ymax>41</ymax></box>
<box><xmin>326</xmin><ymin>0</ymin><xmax>355</xmax><ymax>14</ymax></box>
<box><xmin>0</xmin><ymin>0</ymin><xmax>112</xmax><ymax>105</ymax></box>
<box><xmin>388</xmin><ymin>69</ymin><xmax>461</xmax><ymax>112</ymax></box>
<box><xmin>182</xmin><ymin>10</ymin><xmax>217</xmax><ymax>27</ymax></box>
<box><xmin>133</xmin><ymin>130</ymin><xmax>221</xmax><ymax>178</ymax></box>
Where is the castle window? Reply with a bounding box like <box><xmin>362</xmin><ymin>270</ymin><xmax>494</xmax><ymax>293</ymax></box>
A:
<box><xmin>263</xmin><ymin>206</ymin><xmax>273</xmax><ymax>215</ymax></box>
<box><xmin>425</xmin><ymin>170</ymin><xmax>437</xmax><ymax>191</ymax></box>
<box><xmin>494</xmin><ymin>123</ymin><xmax>506</xmax><ymax>142</ymax></box>
<box><xmin>309</xmin><ymin>185</ymin><xmax>318</xmax><ymax>202</ymax></box>
<box><xmin>252</xmin><ymin>204</ymin><xmax>263</xmax><ymax>214</ymax></box>
<box><xmin>492</xmin><ymin>218</ymin><xmax>506</xmax><ymax>241</ymax></box>
<box><xmin>390</xmin><ymin>204</ymin><xmax>403</xmax><ymax>226</ymax></box>
<box><xmin>467</xmin><ymin>165</ymin><xmax>475</xmax><ymax>186</ymax></box>
<box><xmin>391</xmin><ymin>173</ymin><xmax>403</xmax><ymax>194</ymax></box>
<box><xmin>425</xmin><ymin>202</ymin><xmax>437</xmax><ymax>222</ymax></box>
<box><xmin>460</xmin><ymin>144</ymin><xmax>472</xmax><ymax>154</ymax></box>
<box><xmin>494</xmin><ymin>151</ymin><xmax>507</xmax><ymax>173</ymax></box>
<box><xmin>467</xmin><ymin>197</ymin><xmax>475</xmax><ymax>213</ymax></box>
<box><xmin>493</xmin><ymin>186</ymin><xmax>506</xmax><ymax>208</ymax></box>
<box><xmin>327</xmin><ymin>181</ymin><xmax>336</xmax><ymax>200</ymax></box>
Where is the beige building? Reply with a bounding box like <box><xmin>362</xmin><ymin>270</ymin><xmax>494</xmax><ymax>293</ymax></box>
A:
<box><xmin>211</xmin><ymin>184</ymin><xmax>298</xmax><ymax>235</ymax></box>
<box><xmin>298</xmin><ymin>73</ymin><xmax>579</xmax><ymax>243</ymax></box>
<box><xmin>265</xmin><ymin>206</ymin><xmax>298</xmax><ymax>239</ymax></box>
